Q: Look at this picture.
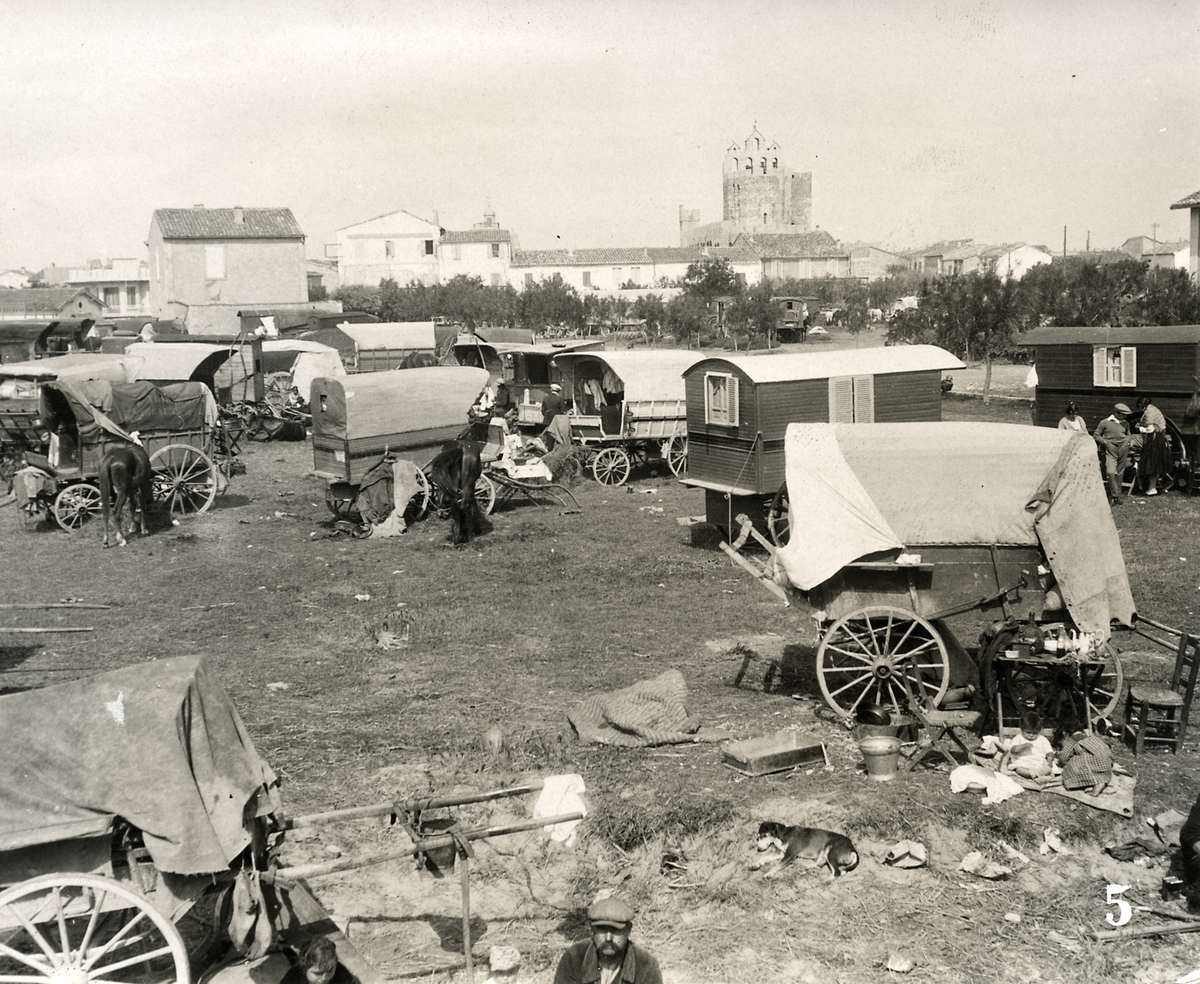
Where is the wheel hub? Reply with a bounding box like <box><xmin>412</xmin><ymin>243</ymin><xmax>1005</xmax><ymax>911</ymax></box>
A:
<box><xmin>50</xmin><ymin>968</ymin><xmax>89</xmax><ymax>984</ymax></box>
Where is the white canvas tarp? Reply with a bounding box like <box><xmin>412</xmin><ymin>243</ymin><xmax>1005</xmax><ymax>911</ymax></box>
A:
<box><xmin>341</xmin><ymin>321</ymin><xmax>436</xmax><ymax>352</ymax></box>
<box><xmin>291</xmin><ymin>350</ymin><xmax>345</xmax><ymax>397</ymax></box>
<box><xmin>553</xmin><ymin>350</ymin><xmax>703</xmax><ymax>403</ymax></box>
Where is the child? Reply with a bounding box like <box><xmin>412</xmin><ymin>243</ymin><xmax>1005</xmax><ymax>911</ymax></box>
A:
<box><xmin>1000</xmin><ymin>711</ymin><xmax>1054</xmax><ymax>779</ymax></box>
<box><xmin>1057</xmin><ymin>729</ymin><xmax>1113</xmax><ymax>796</ymax></box>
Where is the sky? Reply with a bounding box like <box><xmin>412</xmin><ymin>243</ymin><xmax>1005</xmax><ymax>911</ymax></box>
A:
<box><xmin>2</xmin><ymin>0</ymin><xmax>1198</xmax><ymax>271</ymax></box>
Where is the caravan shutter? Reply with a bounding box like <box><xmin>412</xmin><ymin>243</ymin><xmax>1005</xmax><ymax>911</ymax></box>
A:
<box><xmin>852</xmin><ymin>375</ymin><xmax>875</xmax><ymax>422</ymax></box>
<box><xmin>1120</xmin><ymin>347</ymin><xmax>1137</xmax><ymax>387</ymax></box>
<box><xmin>828</xmin><ymin>376</ymin><xmax>854</xmax><ymax>422</ymax></box>
<box><xmin>1092</xmin><ymin>346</ymin><xmax>1106</xmax><ymax>387</ymax></box>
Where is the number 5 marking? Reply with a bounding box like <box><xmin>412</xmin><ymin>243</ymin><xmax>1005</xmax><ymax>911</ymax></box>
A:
<box><xmin>1106</xmin><ymin>883</ymin><xmax>1132</xmax><ymax>927</ymax></box>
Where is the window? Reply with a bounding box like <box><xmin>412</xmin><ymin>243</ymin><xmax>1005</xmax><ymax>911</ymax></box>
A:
<box><xmin>524</xmin><ymin>273</ymin><xmax>534</xmax><ymax>287</ymax></box>
<box><xmin>384</xmin><ymin>240</ymin><xmax>395</xmax><ymax>259</ymax></box>
<box><xmin>1093</xmin><ymin>345</ymin><xmax>1137</xmax><ymax>387</ymax></box>
<box><xmin>828</xmin><ymin>375</ymin><xmax>874</xmax><ymax>422</ymax></box>
<box><xmin>126</xmin><ymin>286</ymin><xmax>138</xmax><ymax>307</ymax></box>
<box><xmin>424</xmin><ymin>239</ymin><xmax>434</xmax><ymax>256</ymax></box>
<box><xmin>205</xmin><ymin>244</ymin><xmax>225</xmax><ymax>280</ymax></box>
<box><xmin>453</xmin><ymin>244</ymin><xmax>462</xmax><ymax>261</ymax></box>
<box><xmin>582</xmin><ymin>271</ymin><xmax>592</xmax><ymax>288</ymax></box>
<box><xmin>103</xmin><ymin>286</ymin><xmax>119</xmax><ymax>307</ymax></box>
<box><xmin>490</xmin><ymin>243</ymin><xmax>500</xmax><ymax>258</ymax></box>
<box><xmin>705</xmin><ymin>372</ymin><xmax>739</xmax><ymax>426</ymax></box>
<box><xmin>613</xmin><ymin>267</ymin><xmax>622</xmax><ymax>283</ymax></box>
<box><xmin>772</xmin><ymin>157</ymin><xmax>778</xmax><ymax>170</ymax></box>
<box><xmin>760</xmin><ymin>157</ymin><xmax>767</xmax><ymax>174</ymax></box>
<box><xmin>630</xmin><ymin>266</ymin><xmax>641</xmax><ymax>285</ymax></box>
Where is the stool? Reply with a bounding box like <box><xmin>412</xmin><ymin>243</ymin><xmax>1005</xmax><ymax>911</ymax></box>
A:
<box><xmin>904</xmin><ymin>707</ymin><xmax>981</xmax><ymax>770</ymax></box>
<box><xmin>1124</xmin><ymin>686</ymin><xmax>1189</xmax><ymax>754</ymax></box>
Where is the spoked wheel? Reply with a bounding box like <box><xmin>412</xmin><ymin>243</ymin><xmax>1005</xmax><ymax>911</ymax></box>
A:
<box><xmin>1000</xmin><ymin>644</ymin><xmax>1124</xmax><ymax>731</ymax></box>
<box><xmin>474</xmin><ymin>474</ymin><xmax>497</xmax><ymax>516</ymax></box>
<box><xmin>324</xmin><ymin>484</ymin><xmax>359</xmax><ymax>521</ymax></box>
<box><xmin>410</xmin><ymin>466</ymin><xmax>433</xmax><ymax>518</ymax></box>
<box><xmin>664</xmin><ymin>435</ymin><xmax>687</xmax><ymax>477</ymax></box>
<box><xmin>52</xmin><ymin>482</ymin><xmax>103</xmax><ymax>532</ymax></box>
<box><xmin>0</xmin><ymin>872</ymin><xmax>191</xmax><ymax>984</ymax></box>
<box><xmin>816</xmin><ymin>606</ymin><xmax>950</xmax><ymax>720</ymax></box>
<box><xmin>149</xmin><ymin>445</ymin><xmax>217</xmax><ymax>518</ymax></box>
<box><xmin>592</xmin><ymin>447</ymin><xmax>631</xmax><ymax>486</ymax></box>
<box><xmin>767</xmin><ymin>482</ymin><xmax>790</xmax><ymax>547</ymax></box>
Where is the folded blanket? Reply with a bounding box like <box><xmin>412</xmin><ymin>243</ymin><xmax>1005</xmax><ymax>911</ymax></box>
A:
<box><xmin>568</xmin><ymin>670</ymin><xmax>718</xmax><ymax>747</ymax></box>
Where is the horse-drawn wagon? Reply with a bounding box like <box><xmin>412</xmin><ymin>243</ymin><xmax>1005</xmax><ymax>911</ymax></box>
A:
<box><xmin>551</xmin><ymin>349</ymin><xmax>704</xmax><ymax>485</ymax></box>
<box><xmin>724</xmin><ymin>422</ymin><xmax>1136</xmax><ymax>735</ymax></box>
<box><xmin>14</xmin><ymin>379</ymin><xmax>229</xmax><ymax>531</ymax></box>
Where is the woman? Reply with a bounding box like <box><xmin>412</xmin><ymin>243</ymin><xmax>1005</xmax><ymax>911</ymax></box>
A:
<box><xmin>1134</xmin><ymin>396</ymin><xmax>1170</xmax><ymax>496</ymax></box>
<box><xmin>1057</xmin><ymin>402</ymin><xmax>1087</xmax><ymax>433</ymax></box>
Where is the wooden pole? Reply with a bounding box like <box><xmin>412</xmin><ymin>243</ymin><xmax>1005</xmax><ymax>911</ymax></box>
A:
<box><xmin>1094</xmin><ymin>920</ymin><xmax>1200</xmax><ymax>942</ymax></box>
<box><xmin>719</xmin><ymin>541</ymin><xmax>789</xmax><ymax>605</ymax></box>
<box><xmin>460</xmin><ymin>854</ymin><xmax>473</xmax><ymax>980</ymax></box>
<box><xmin>0</xmin><ymin>627</ymin><xmax>94</xmax><ymax>634</ymax></box>
<box><xmin>281</xmin><ymin>781</ymin><xmax>547</xmax><ymax>830</ymax></box>
<box><xmin>0</xmin><ymin>603</ymin><xmax>111</xmax><ymax>610</ymax></box>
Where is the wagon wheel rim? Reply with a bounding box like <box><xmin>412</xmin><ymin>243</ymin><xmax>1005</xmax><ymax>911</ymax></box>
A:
<box><xmin>0</xmin><ymin>872</ymin><xmax>190</xmax><ymax>984</ymax></box>
<box><xmin>592</xmin><ymin>447</ymin><xmax>631</xmax><ymax>486</ymax></box>
<box><xmin>767</xmin><ymin>482</ymin><xmax>790</xmax><ymax>546</ymax></box>
<box><xmin>816</xmin><ymin>605</ymin><xmax>950</xmax><ymax>721</ymax></box>
<box><xmin>665</xmin><ymin>435</ymin><xmax>687</xmax><ymax>477</ymax></box>
<box><xmin>999</xmin><ymin>644</ymin><xmax>1124</xmax><ymax>732</ymax></box>
<box><xmin>148</xmin><ymin>445</ymin><xmax>217</xmax><ymax>518</ymax></box>
<box><xmin>410</xmin><ymin>466</ymin><xmax>432</xmax><ymax>517</ymax></box>
<box><xmin>52</xmin><ymin>483</ymin><xmax>102</xmax><ymax>532</ymax></box>
<box><xmin>474</xmin><ymin>474</ymin><xmax>497</xmax><ymax>516</ymax></box>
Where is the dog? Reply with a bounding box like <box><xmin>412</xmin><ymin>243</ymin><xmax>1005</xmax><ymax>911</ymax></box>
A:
<box><xmin>752</xmin><ymin>821</ymin><xmax>859</xmax><ymax>879</ymax></box>
<box><xmin>99</xmin><ymin>443</ymin><xmax>154</xmax><ymax>547</ymax></box>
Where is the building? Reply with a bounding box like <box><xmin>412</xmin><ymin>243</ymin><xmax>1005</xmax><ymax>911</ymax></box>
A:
<box><xmin>1149</xmin><ymin>240</ymin><xmax>1191</xmax><ymax>272</ymax></box>
<box><xmin>0</xmin><ymin>287</ymin><xmax>105</xmax><ymax>361</ymax></box>
<box><xmin>1118</xmin><ymin>235</ymin><xmax>1161</xmax><ymax>258</ymax></box>
<box><xmin>1170</xmin><ymin>188</ymin><xmax>1200</xmax><ymax>279</ymax></box>
<box><xmin>148</xmin><ymin>206</ymin><xmax>308</xmax><ymax>335</ymax></box>
<box><xmin>439</xmin><ymin>211</ymin><xmax>515</xmax><ymax>286</ymax></box>
<box><xmin>0</xmin><ymin>270</ymin><xmax>32</xmax><ymax>289</ymax></box>
<box><xmin>62</xmin><ymin>258</ymin><xmax>151</xmax><ymax>316</ymax></box>
<box><xmin>734</xmin><ymin>231</ymin><xmax>850</xmax><ymax>281</ymax></box>
<box><xmin>901</xmin><ymin>239</ymin><xmax>976</xmax><ymax>275</ymax></box>
<box><xmin>335</xmin><ymin>208</ymin><xmax>441</xmax><ymax>288</ymax></box>
<box><xmin>847</xmin><ymin>244</ymin><xmax>905</xmax><ymax>281</ymax></box>
<box><xmin>510</xmin><ymin>245</ymin><xmax>761</xmax><ymax>295</ymax></box>
<box><xmin>680</xmin><ymin>124</ymin><xmax>813</xmax><ymax>247</ymax></box>
<box><xmin>306</xmin><ymin>259</ymin><xmax>338</xmax><ymax>298</ymax></box>
<box><xmin>981</xmin><ymin>243</ymin><xmax>1053</xmax><ymax>280</ymax></box>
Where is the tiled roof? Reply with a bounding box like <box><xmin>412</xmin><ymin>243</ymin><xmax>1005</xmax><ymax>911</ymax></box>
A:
<box><xmin>735</xmin><ymin>231</ymin><xmax>841</xmax><ymax>258</ymax></box>
<box><xmin>442</xmin><ymin>228</ymin><xmax>512</xmax><ymax>245</ymax></box>
<box><xmin>511</xmin><ymin>246</ymin><xmax>761</xmax><ymax>268</ymax></box>
<box><xmin>152</xmin><ymin>207</ymin><xmax>304</xmax><ymax>240</ymax></box>
<box><xmin>0</xmin><ymin>287</ymin><xmax>99</xmax><ymax>315</ymax></box>
<box><xmin>1153</xmin><ymin>240</ymin><xmax>1190</xmax><ymax>253</ymax></box>
<box><xmin>1171</xmin><ymin>189</ymin><xmax>1200</xmax><ymax>209</ymax></box>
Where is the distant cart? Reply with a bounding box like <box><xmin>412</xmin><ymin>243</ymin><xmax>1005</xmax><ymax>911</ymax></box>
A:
<box><xmin>552</xmin><ymin>349</ymin><xmax>704</xmax><ymax>485</ymax></box>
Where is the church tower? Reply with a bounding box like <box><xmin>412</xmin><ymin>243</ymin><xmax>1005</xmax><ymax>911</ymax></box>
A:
<box><xmin>721</xmin><ymin>124</ymin><xmax>811</xmax><ymax>233</ymax></box>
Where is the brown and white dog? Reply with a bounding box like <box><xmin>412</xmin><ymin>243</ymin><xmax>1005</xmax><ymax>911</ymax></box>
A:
<box><xmin>751</xmin><ymin>821</ymin><xmax>859</xmax><ymax>880</ymax></box>
<box><xmin>99</xmin><ymin>442</ymin><xmax>154</xmax><ymax>547</ymax></box>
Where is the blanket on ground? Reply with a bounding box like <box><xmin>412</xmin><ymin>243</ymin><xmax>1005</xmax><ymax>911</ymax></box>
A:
<box><xmin>1012</xmin><ymin>770</ymin><xmax>1135</xmax><ymax>817</ymax></box>
<box><xmin>568</xmin><ymin>669</ymin><xmax>720</xmax><ymax>747</ymax></box>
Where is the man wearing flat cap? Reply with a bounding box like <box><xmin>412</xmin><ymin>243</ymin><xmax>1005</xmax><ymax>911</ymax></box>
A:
<box><xmin>553</xmin><ymin>895</ymin><xmax>663</xmax><ymax>984</ymax></box>
<box><xmin>1094</xmin><ymin>403</ymin><xmax>1132</xmax><ymax>505</ymax></box>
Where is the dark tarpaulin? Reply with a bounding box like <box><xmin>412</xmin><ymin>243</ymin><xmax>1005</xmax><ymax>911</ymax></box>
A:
<box><xmin>42</xmin><ymin>380</ymin><xmax>212</xmax><ymax>439</ymax></box>
<box><xmin>0</xmin><ymin>656</ymin><xmax>279</xmax><ymax>875</ymax></box>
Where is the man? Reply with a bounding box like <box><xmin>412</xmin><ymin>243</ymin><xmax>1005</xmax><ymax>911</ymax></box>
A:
<box><xmin>1094</xmin><ymin>403</ymin><xmax>1132</xmax><ymax>504</ymax></box>
<box><xmin>1131</xmin><ymin>396</ymin><xmax>1169</xmax><ymax>496</ymax></box>
<box><xmin>553</xmin><ymin>896</ymin><xmax>663</xmax><ymax>984</ymax></box>
<box><xmin>542</xmin><ymin>382</ymin><xmax>567</xmax><ymax>428</ymax></box>
<box><xmin>1057</xmin><ymin>401</ymin><xmax>1087</xmax><ymax>433</ymax></box>
<box><xmin>491</xmin><ymin>381</ymin><xmax>519</xmax><ymax>428</ymax></box>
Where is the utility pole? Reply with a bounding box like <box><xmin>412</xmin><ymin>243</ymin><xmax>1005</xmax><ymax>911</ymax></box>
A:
<box><xmin>1152</xmin><ymin>222</ymin><xmax>1159</xmax><ymax>243</ymax></box>
<box><xmin>1086</xmin><ymin>230</ymin><xmax>1090</xmax><ymax>252</ymax></box>
<box><xmin>1063</xmin><ymin>226</ymin><xmax>1067</xmax><ymax>257</ymax></box>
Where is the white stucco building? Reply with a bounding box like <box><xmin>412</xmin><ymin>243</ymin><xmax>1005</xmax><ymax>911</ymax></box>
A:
<box><xmin>509</xmin><ymin>246</ymin><xmax>761</xmax><ymax>295</ymax></box>
<box><xmin>64</xmin><ymin>258</ymin><xmax>151</xmax><ymax>316</ymax></box>
<box><xmin>335</xmin><ymin>208</ymin><xmax>441</xmax><ymax>287</ymax></box>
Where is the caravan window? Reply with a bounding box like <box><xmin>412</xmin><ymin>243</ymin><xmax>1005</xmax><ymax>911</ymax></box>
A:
<box><xmin>829</xmin><ymin>375</ymin><xmax>875</xmax><ymax>422</ymax></box>
<box><xmin>705</xmin><ymin>372</ymin><xmax>739</xmax><ymax>426</ymax></box>
<box><xmin>1093</xmin><ymin>345</ymin><xmax>1137</xmax><ymax>387</ymax></box>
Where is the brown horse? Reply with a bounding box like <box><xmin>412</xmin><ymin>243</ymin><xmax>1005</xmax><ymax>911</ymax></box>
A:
<box><xmin>99</xmin><ymin>444</ymin><xmax>154</xmax><ymax>547</ymax></box>
<box><xmin>427</xmin><ymin>441</ymin><xmax>484</xmax><ymax>544</ymax></box>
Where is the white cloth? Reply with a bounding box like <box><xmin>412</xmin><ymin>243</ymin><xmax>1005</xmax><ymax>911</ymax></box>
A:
<box><xmin>533</xmin><ymin>773</ymin><xmax>587</xmax><ymax>847</ymax></box>
<box><xmin>1025</xmin><ymin>365</ymin><xmax>1038</xmax><ymax>389</ymax></box>
<box><xmin>950</xmin><ymin>764</ymin><xmax>1024</xmax><ymax>805</ymax></box>
<box><xmin>1008</xmin><ymin>733</ymin><xmax>1053</xmax><ymax>772</ymax></box>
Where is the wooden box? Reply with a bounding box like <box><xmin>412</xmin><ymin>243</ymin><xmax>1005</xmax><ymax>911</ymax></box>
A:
<box><xmin>721</xmin><ymin>731</ymin><xmax>829</xmax><ymax>777</ymax></box>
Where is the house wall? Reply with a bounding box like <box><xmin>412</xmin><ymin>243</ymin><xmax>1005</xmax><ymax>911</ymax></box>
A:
<box><xmin>511</xmin><ymin>258</ymin><xmax>760</xmax><ymax>294</ymax></box>
<box><xmin>762</xmin><ymin>255</ymin><xmax>852</xmax><ymax>280</ymax></box>
<box><xmin>874</xmin><ymin>370</ymin><xmax>944</xmax><ymax>422</ymax></box>
<box><xmin>439</xmin><ymin>241</ymin><xmax>512</xmax><ymax>286</ymax></box>
<box><xmin>336</xmin><ymin>211</ymin><xmax>442</xmax><ymax>287</ymax></box>
<box><xmin>991</xmin><ymin>245</ymin><xmax>1052</xmax><ymax>280</ymax></box>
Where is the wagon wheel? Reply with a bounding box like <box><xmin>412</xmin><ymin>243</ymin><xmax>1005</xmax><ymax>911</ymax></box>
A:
<box><xmin>324</xmin><ymin>485</ymin><xmax>359</xmax><ymax>521</ymax></box>
<box><xmin>52</xmin><ymin>481</ymin><xmax>102</xmax><ymax>532</ymax></box>
<box><xmin>474</xmin><ymin>474</ymin><xmax>497</xmax><ymax>516</ymax></box>
<box><xmin>410</xmin><ymin>466</ymin><xmax>433</xmax><ymax>518</ymax></box>
<box><xmin>816</xmin><ymin>606</ymin><xmax>950</xmax><ymax>720</ymax></box>
<box><xmin>1000</xmin><ymin>644</ymin><xmax>1124</xmax><ymax>732</ymax></box>
<box><xmin>0</xmin><ymin>872</ymin><xmax>191</xmax><ymax>984</ymax></box>
<box><xmin>149</xmin><ymin>445</ymin><xmax>217</xmax><ymax>517</ymax></box>
<box><xmin>592</xmin><ymin>447</ymin><xmax>631</xmax><ymax>486</ymax></box>
<box><xmin>767</xmin><ymin>482</ymin><xmax>790</xmax><ymax>546</ymax></box>
<box><xmin>664</xmin><ymin>435</ymin><xmax>688</xmax><ymax>477</ymax></box>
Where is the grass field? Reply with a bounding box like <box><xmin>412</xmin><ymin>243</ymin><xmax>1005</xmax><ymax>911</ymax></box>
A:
<box><xmin>3</xmin><ymin>396</ymin><xmax>1200</xmax><ymax>984</ymax></box>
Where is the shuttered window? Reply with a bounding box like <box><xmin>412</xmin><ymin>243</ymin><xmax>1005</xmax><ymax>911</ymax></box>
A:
<box><xmin>852</xmin><ymin>374</ymin><xmax>875</xmax><ymax>422</ymax></box>
<box><xmin>828</xmin><ymin>376</ymin><xmax>855</xmax><ymax>422</ymax></box>
<box><xmin>1092</xmin><ymin>345</ymin><xmax>1137</xmax><ymax>387</ymax></box>
<box><xmin>705</xmin><ymin>372</ymin><xmax>739</xmax><ymax>426</ymax></box>
<box><xmin>205</xmin><ymin>245</ymin><xmax>225</xmax><ymax>280</ymax></box>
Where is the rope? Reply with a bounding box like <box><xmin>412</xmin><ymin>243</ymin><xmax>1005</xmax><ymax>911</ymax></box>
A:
<box><xmin>722</xmin><ymin>432</ymin><xmax>762</xmax><ymax>534</ymax></box>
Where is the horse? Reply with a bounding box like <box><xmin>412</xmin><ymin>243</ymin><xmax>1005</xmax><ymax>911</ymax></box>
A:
<box><xmin>98</xmin><ymin>443</ymin><xmax>154</xmax><ymax>547</ymax></box>
<box><xmin>427</xmin><ymin>441</ymin><xmax>484</xmax><ymax>545</ymax></box>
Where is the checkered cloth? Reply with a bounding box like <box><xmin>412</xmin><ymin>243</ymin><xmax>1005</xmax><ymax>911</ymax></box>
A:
<box><xmin>568</xmin><ymin>669</ymin><xmax>719</xmax><ymax>747</ymax></box>
<box><xmin>1059</xmin><ymin>733</ymin><xmax>1113</xmax><ymax>791</ymax></box>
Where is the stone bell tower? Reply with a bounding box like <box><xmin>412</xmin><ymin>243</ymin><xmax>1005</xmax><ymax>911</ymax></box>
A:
<box><xmin>721</xmin><ymin>123</ymin><xmax>812</xmax><ymax>233</ymax></box>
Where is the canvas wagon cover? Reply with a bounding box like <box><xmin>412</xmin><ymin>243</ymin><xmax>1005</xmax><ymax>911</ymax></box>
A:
<box><xmin>42</xmin><ymin>380</ymin><xmax>215</xmax><ymax>440</ymax></box>
<box><xmin>776</xmin><ymin>422</ymin><xmax>1135</xmax><ymax>637</ymax></box>
<box><xmin>123</xmin><ymin>341</ymin><xmax>233</xmax><ymax>383</ymax></box>
<box><xmin>310</xmin><ymin>366</ymin><xmax>488</xmax><ymax>442</ymax></box>
<box><xmin>341</xmin><ymin>321</ymin><xmax>436</xmax><ymax>352</ymax></box>
<box><xmin>553</xmin><ymin>350</ymin><xmax>703</xmax><ymax>403</ymax></box>
<box><xmin>0</xmin><ymin>656</ymin><xmax>279</xmax><ymax>875</ymax></box>
<box><xmin>0</xmin><ymin>353</ymin><xmax>134</xmax><ymax>383</ymax></box>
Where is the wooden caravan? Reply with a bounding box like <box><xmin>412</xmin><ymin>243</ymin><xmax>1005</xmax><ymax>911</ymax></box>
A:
<box><xmin>340</xmin><ymin>322</ymin><xmax>437</xmax><ymax>372</ymax></box>
<box><xmin>1023</xmin><ymin>325</ymin><xmax>1200</xmax><ymax>487</ymax></box>
<box><xmin>681</xmin><ymin>345</ymin><xmax>962</xmax><ymax>537</ymax></box>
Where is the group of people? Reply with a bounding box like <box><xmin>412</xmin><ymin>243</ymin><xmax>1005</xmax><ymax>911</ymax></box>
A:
<box><xmin>474</xmin><ymin>379</ymin><xmax>573</xmax><ymax>450</ymax></box>
<box><xmin>1058</xmin><ymin>396</ymin><xmax>1172</xmax><ymax>504</ymax></box>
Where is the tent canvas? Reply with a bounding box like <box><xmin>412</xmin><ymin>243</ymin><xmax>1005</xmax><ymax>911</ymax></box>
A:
<box><xmin>291</xmin><ymin>350</ymin><xmax>345</xmax><ymax>398</ymax></box>
<box><xmin>0</xmin><ymin>353</ymin><xmax>133</xmax><ymax>383</ymax></box>
<box><xmin>553</xmin><ymin>350</ymin><xmax>704</xmax><ymax>404</ymax></box>
<box><xmin>340</xmin><ymin>322</ymin><xmax>436</xmax><ymax>352</ymax></box>
<box><xmin>41</xmin><ymin>380</ymin><xmax>217</xmax><ymax>444</ymax></box>
<box><xmin>0</xmin><ymin>656</ymin><xmax>279</xmax><ymax>875</ymax></box>
<box><xmin>776</xmin><ymin>422</ymin><xmax>1135</xmax><ymax>638</ymax></box>
<box><xmin>123</xmin><ymin>341</ymin><xmax>233</xmax><ymax>384</ymax></box>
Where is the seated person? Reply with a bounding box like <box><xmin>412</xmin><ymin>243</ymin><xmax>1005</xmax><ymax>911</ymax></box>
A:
<box><xmin>491</xmin><ymin>381</ymin><xmax>519</xmax><ymax>427</ymax></box>
<box><xmin>999</xmin><ymin>711</ymin><xmax>1054</xmax><ymax>779</ymax></box>
<box><xmin>287</xmin><ymin>386</ymin><xmax>308</xmax><ymax>412</ymax></box>
<box><xmin>1057</xmin><ymin>729</ymin><xmax>1113</xmax><ymax>796</ymax></box>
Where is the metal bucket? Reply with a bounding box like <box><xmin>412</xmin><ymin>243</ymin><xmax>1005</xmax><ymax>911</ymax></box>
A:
<box><xmin>859</xmin><ymin>736</ymin><xmax>902</xmax><ymax>781</ymax></box>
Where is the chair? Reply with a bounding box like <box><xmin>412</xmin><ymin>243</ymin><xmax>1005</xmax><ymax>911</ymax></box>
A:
<box><xmin>897</xmin><ymin>672</ymin><xmax>981</xmax><ymax>770</ymax></box>
<box><xmin>1124</xmin><ymin>632</ymin><xmax>1200</xmax><ymax>754</ymax></box>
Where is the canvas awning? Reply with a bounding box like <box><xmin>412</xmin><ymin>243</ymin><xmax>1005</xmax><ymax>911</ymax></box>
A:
<box><xmin>776</xmin><ymin>422</ymin><xmax>1135</xmax><ymax>638</ymax></box>
<box><xmin>123</xmin><ymin>341</ymin><xmax>234</xmax><ymax>384</ymax></box>
<box><xmin>0</xmin><ymin>656</ymin><xmax>279</xmax><ymax>874</ymax></box>
<box><xmin>0</xmin><ymin>353</ymin><xmax>133</xmax><ymax>383</ymax></box>
<box><xmin>340</xmin><ymin>321</ymin><xmax>436</xmax><ymax>351</ymax></box>
<box><xmin>310</xmin><ymin>366</ymin><xmax>488</xmax><ymax>442</ymax></box>
<box><xmin>553</xmin><ymin>350</ymin><xmax>704</xmax><ymax>403</ymax></box>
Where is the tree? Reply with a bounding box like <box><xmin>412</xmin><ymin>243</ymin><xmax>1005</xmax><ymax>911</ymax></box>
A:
<box><xmin>728</xmin><ymin>281</ymin><xmax>778</xmax><ymax>341</ymax></box>
<box><xmin>663</xmin><ymin>292</ymin><xmax>709</xmax><ymax>342</ymax></box>
<box><xmin>517</xmin><ymin>275</ymin><xmax>584</xmax><ymax>332</ymax></box>
<box><xmin>681</xmin><ymin>258</ymin><xmax>741</xmax><ymax>302</ymax></box>
<box><xmin>331</xmin><ymin>284</ymin><xmax>381</xmax><ymax>316</ymax></box>
<box><xmin>632</xmin><ymin>294</ymin><xmax>666</xmax><ymax>335</ymax></box>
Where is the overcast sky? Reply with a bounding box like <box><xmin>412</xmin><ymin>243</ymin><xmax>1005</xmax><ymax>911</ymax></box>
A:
<box><xmin>2</xmin><ymin>0</ymin><xmax>1198</xmax><ymax>271</ymax></box>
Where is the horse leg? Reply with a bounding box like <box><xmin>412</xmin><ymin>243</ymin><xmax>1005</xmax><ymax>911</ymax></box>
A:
<box><xmin>99</xmin><ymin>461</ymin><xmax>114</xmax><ymax>548</ymax></box>
<box><xmin>135</xmin><ymin>459</ymin><xmax>152</xmax><ymax>536</ymax></box>
<box><xmin>110</xmin><ymin>462</ymin><xmax>130</xmax><ymax>547</ymax></box>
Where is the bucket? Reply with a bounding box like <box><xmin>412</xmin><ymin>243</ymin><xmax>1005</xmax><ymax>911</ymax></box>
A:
<box><xmin>859</xmin><ymin>735</ymin><xmax>902</xmax><ymax>781</ymax></box>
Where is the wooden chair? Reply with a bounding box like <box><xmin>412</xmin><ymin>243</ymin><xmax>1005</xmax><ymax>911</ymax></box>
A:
<box><xmin>898</xmin><ymin>672</ymin><xmax>981</xmax><ymax>771</ymax></box>
<box><xmin>1125</xmin><ymin>632</ymin><xmax>1200</xmax><ymax>755</ymax></box>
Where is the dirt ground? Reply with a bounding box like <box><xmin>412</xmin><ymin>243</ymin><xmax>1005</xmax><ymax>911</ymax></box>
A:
<box><xmin>3</xmin><ymin>396</ymin><xmax>1200</xmax><ymax>984</ymax></box>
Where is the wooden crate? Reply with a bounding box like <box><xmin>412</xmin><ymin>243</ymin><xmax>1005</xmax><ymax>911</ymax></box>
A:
<box><xmin>721</xmin><ymin>731</ymin><xmax>829</xmax><ymax>777</ymax></box>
